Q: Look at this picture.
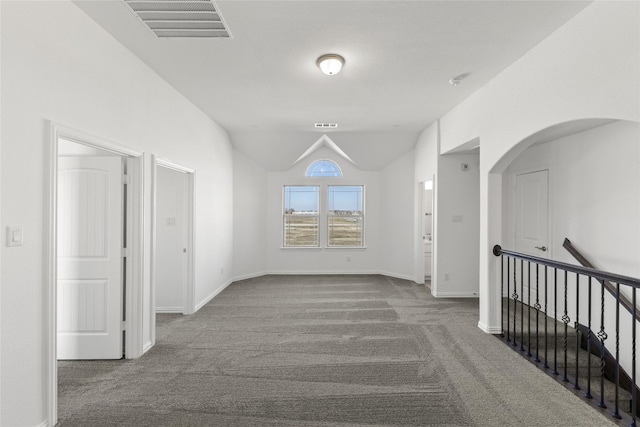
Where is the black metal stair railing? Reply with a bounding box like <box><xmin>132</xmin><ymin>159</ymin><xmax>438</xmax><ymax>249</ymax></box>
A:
<box><xmin>493</xmin><ymin>244</ymin><xmax>640</xmax><ymax>426</ymax></box>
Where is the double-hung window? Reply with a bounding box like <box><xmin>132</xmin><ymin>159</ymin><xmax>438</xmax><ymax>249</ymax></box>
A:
<box><xmin>283</xmin><ymin>183</ymin><xmax>365</xmax><ymax>248</ymax></box>
<box><xmin>327</xmin><ymin>185</ymin><xmax>364</xmax><ymax>247</ymax></box>
<box><xmin>283</xmin><ymin>186</ymin><xmax>320</xmax><ymax>247</ymax></box>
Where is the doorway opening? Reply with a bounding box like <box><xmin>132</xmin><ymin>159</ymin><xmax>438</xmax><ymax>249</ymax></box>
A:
<box><xmin>151</xmin><ymin>157</ymin><xmax>195</xmax><ymax>348</ymax></box>
<box><xmin>46</xmin><ymin>123</ymin><xmax>144</xmax><ymax>424</ymax></box>
<box><xmin>421</xmin><ymin>179</ymin><xmax>434</xmax><ymax>284</ymax></box>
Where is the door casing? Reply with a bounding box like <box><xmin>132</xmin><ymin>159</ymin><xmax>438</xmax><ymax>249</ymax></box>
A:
<box><xmin>46</xmin><ymin>122</ymin><xmax>144</xmax><ymax>426</ymax></box>
<box><xmin>151</xmin><ymin>156</ymin><xmax>196</xmax><ymax>348</ymax></box>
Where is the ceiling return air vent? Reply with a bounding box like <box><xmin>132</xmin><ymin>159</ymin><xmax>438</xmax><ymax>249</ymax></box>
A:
<box><xmin>314</xmin><ymin>123</ymin><xmax>338</xmax><ymax>129</ymax></box>
<box><xmin>124</xmin><ymin>0</ymin><xmax>231</xmax><ymax>38</ymax></box>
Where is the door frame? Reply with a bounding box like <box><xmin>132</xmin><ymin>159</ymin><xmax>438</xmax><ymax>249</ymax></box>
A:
<box><xmin>45</xmin><ymin>122</ymin><xmax>144</xmax><ymax>425</ymax></box>
<box><xmin>511</xmin><ymin>166</ymin><xmax>552</xmax><ymax>258</ymax></box>
<box><xmin>151</xmin><ymin>156</ymin><xmax>196</xmax><ymax>347</ymax></box>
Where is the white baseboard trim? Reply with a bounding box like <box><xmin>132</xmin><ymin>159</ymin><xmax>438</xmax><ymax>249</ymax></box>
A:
<box><xmin>194</xmin><ymin>279</ymin><xmax>233</xmax><ymax>312</ymax></box>
<box><xmin>432</xmin><ymin>291</ymin><xmax>479</xmax><ymax>298</ymax></box>
<box><xmin>231</xmin><ymin>271</ymin><xmax>267</xmax><ymax>282</ymax></box>
<box><xmin>478</xmin><ymin>320</ymin><xmax>502</xmax><ymax>334</ymax></box>
<box><xmin>262</xmin><ymin>270</ymin><xmax>417</xmax><ymax>282</ymax></box>
<box><xmin>377</xmin><ymin>271</ymin><xmax>417</xmax><ymax>282</ymax></box>
<box><xmin>37</xmin><ymin>420</ymin><xmax>49</xmax><ymax>427</ymax></box>
<box><xmin>142</xmin><ymin>340</ymin><xmax>154</xmax><ymax>355</ymax></box>
<box><xmin>266</xmin><ymin>269</ymin><xmax>379</xmax><ymax>275</ymax></box>
<box><xmin>156</xmin><ymin>307</ymin><xmax>182</xmax><ymax>314</ymax></box>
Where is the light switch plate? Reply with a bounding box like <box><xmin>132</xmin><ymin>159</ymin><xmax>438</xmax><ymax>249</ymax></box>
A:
<box><xmin>7</xmin><ymin>226</ymin><xmax>23</xmax><ymax>247</ymax></box>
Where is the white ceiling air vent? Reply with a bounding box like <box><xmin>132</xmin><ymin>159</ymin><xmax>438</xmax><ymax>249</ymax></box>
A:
<box><xmin>124</xmin><ymin>0</ymin><xmax>231</xmax><ymax>38</ymax></box>
<box><xmin>314</xmin><ymin>123</ymin><xmax>338</xmax><ymax>129</ymax></box>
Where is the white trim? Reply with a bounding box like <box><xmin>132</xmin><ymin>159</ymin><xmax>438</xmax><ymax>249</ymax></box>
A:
<box><xmin>142</xmin><ymin>340</ymin><xmax>154</xmax><ymax>355</ymax></box>
<box><xmin>263</xmin><ymin>270</ymin><xmax>418</xmax><ymax>282</ymax></box>
<box><xmin>377</xmin><ymin>271</ymin><xmax>417</xmax><ymax>282</ymax></box>
<box><xmin>232</xmin><ymin>271</ymin><xmax>268</xmax><ymax>282</ymax></box>
<box><xmin>150</xmin><ymin>156</ymin><xmax>197</xmax><ymax>350</ymax></box>
<box><xmin>432</xmin><ymin>291</ymin><xmax>480</xmax><ymax>298</ymax></box>
<box><xmin>194</xmin><ymin>279</ymin><xmax>233</xmax><ymax>312</ymax></box>
<box><xmin>156</xmin><ymin>307</ymin><xmax>184</xmax><ymax>313</ymax></box>
<box><xmin>45</xmin><ymin>121</ymin><xmax>59</xmax><ymax>427</ymax></box>
<box><xmin>46</xmin><ymin>122</ymin><xmax>145</xmax><ymax>426</ymax></box>
<box><xmin>125</xmin><ymin>154</ymin><xmax>145</xmax><ymax>360</ymax></box>
<box><xmin>477</xmin><ymin>320</ymin><xmax>503</xmax><ymax>334</ymax></box>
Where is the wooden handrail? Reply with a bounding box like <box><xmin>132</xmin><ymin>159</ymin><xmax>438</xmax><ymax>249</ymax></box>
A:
<box><xmin>562</xmin><ymin>237</ymin><xmax>640</xmax><ymax>323</ymax></box>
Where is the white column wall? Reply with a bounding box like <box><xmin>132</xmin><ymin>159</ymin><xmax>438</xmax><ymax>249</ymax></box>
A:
<box><xmin>380</xmin><ymin>150</ymin><xmax>416</xmax><ymax>280</ymax></box>
<box><xmin>232</xmin><ymin>150</ymin><xmax>268</xmax><ymax>280</ymax></box>
<box><xmin>1</xmin><ymin>2</ymin><xmax>234</xmax><ymax>425</ymax></box>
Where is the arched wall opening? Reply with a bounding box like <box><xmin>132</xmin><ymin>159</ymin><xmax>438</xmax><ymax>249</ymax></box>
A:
<box><xmin>481</xmin><ymin>118</ymin><xmax>640</xmax><ymax>334</ymax></box>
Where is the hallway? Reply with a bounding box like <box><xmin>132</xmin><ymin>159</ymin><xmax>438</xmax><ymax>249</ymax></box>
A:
<box><xmin>58</xmin><ymin>275</ymin><xmax>614</xmax><ymax>426</ymax></box>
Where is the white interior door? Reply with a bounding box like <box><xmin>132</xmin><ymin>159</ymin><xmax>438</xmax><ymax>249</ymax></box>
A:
<box><xmin>515</xmin><ymin>169</ymin><xmax>549</xmax><ymax>257</ymax></box>
<box><xmin>155</xmin><ymin>166</ymin><xmax>188</xmax><ymax>313</ymax></box>
<box><xmin>57</xmin><ymin>156</ymin><xmax>123</xmax><ymax>360</ymax></box>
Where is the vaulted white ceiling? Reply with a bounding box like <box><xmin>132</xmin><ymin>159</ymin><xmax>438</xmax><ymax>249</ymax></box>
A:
<box><xmin>74</xmin><ymin>0</ymin><xmax>591</xmax><ymax>170</ymax></box>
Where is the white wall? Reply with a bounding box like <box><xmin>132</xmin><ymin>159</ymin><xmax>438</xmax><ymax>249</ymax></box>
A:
<box><xmin>0</xmin><ymin>2</ymin><xmax>234</xmax><ymax>425</ymax></box>
<box><xmin>434</xmin><ymin>1</ymin><xmax>639</xmax><ymax>331</ymax></box>
<box><xmin>380</xmin><ymin>149</ymin><xmax>416</xmax><ymax>280</ymax></box>
<box><xmin>433</xmin><ymin>152</ymin><xmax>480</xmax><ymax>297</ymax></box>
<box><xmin>155</xmin><ymin>166</ymin><xmax>187</xmax><ymax>312</ymax></box>
<box><xmin>232</xmin><ymin>150</ymin><xmax>268</xmax><ymax>280</ymax></box>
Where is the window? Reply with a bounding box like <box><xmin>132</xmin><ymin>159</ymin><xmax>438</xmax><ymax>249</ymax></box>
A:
<box><xmin>327</xmin><ymin>185</ymin><xmax>364</xmax><ymax>247</ymax></box>
<box><xmin>283</xmin><ymin>186</ymin><xmax>319</xmax><ymax>247</ymax></box>
<box><xmin>306</xmin><ymin>160</ymin><xmax>342</xmax><ymax>177</ymax></box>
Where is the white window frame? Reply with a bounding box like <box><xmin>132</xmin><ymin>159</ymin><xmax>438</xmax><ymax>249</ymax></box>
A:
<box><xmin>327</xmin><ymin>185</ymin><xmax>365</xmax><ymax>248</ymax></box>
<box><xmin>282</xmin><ymin>185</ymin><xmax>320</xmax><ymax>247</ymax></box>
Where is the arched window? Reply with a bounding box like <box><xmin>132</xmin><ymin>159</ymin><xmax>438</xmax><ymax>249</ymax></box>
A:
<box><xmin>306</xmin><ymin>159</ymin><xmax>342</xmax><ymax>177</ymax></box>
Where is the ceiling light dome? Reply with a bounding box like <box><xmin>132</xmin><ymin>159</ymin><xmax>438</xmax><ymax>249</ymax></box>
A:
<box><xmin>317</xmin><ymin>54</ymin><xmax>345</xmax><ymax>75</ymax></box>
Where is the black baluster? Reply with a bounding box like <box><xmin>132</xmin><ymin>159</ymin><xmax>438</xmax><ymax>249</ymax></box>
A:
<box><xmin>534</xmin><ymin>263</ymin><xmax>541</xmax><ymax>363</ymax></box>
<box><xmin>521</xmin><ymin>259</ymin><xmax>525</xmax><ymax>352</ymax></box>
<box><xmin>574</xmin><ymin>274</ymin><xmax>581</xmax><ymax>390</ymax></box>
<box><xmin>543</xmin><ymin>265</ymin><xmax>549</xmax><ymax>369</ymax></box>
<box><xmin>585</xmin><ymin>276</ymin><xmax>592</xmax><ymax>399</ymax></box>
<box><xmin>552</xmin><ymin>267</ymin><xmax>559</xmax><ymax>376</ymax></box>
<box><xmin>501</xmin><ymin>254</ymin><xmax>504</xmax><ymax>338</ymax></box>
<box><xmin>527</xmin><ymin>261</ymin><xmax>532</xmax><ymax>357</ymax></box>
<box><xmin>632</xmin><ymin>287</ymin><xmax>637</xmax><ymax>427</ymax></box>
<box><xmin>512</xmin><ymin>258</ymin><xmax>518</xmax><ymax>348</ymax></box>
<box><xmin>613</xmin><ymin>283</ymin><xmax>621</xmax><ymax>419</ymax></box>
<box><xmin>597</xmin><ymin>280</ymin><xmax>607</xmax><ymax>409</ymax></box>
<box><xmin>562</xmin><ymin>270</ymin><xmax>570</xmax><ymax>382</ymax></box>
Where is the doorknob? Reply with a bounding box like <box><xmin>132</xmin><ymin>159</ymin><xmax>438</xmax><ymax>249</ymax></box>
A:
<box><xmin>535</xmin><ymin>246</ymin><xmax>547</xmax><ymax>252</ymax></box>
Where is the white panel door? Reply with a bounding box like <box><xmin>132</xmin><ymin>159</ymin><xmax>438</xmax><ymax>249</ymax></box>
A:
<box><xmin>155</xmin><ymin>166</ymin><xmax>188</xmax><ymax>312</ymax></box>
<box><xmin>57</xmin><ymin>156</ymin><xmax>123</xmax><ymax>360</ymax></box>
<box><xmin>515</xmin><ymin>170</ymin><xmax>549</xmax><ymax>257</ymax></box>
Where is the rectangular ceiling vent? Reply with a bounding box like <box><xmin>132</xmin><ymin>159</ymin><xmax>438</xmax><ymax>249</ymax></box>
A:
<box><xmin>314</xmin><ymin>123</ymin><xmax>338</xmax><ymax>129</ymax></box>
<box><xmin>124</xmin><ymin>0</ymin><xmax>231</xmax><ymax>38</ymax></box>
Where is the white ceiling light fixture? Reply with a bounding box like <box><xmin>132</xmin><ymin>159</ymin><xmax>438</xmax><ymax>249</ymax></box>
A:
<box><xmin>316</xmin><ymin>54</ymin><xmax>345</xmax><ymax>75</ymax></box>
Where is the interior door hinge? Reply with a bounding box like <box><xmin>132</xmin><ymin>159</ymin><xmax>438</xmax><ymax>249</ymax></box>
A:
<box><xmin>122</xmin><ymin>174</ymin><xmax>130</xmax><ymax>185</ymax></box>
<box><xmin>121</xmin><ymin>320</ymin><xmax>127</xmax><ymax>331</ymax></box>
<box><xmin>122</xmin><ymin>247</ymin><xmax>129</xmax><ymax>257</ymax></box>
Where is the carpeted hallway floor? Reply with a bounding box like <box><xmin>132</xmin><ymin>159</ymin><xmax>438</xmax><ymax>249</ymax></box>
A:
<box><xmin>57</xmin><ymin>275</ymin><xmax>616</xmax><ymax>426</ymax></box>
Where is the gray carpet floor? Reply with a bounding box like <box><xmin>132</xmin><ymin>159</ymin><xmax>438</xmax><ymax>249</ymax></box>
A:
<box><xmin>57</xmin><ymin>275</ymin><xmax>617</xmax><ymax>426</ymax></box>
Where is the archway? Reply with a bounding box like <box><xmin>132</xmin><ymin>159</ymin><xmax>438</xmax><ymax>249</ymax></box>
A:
<box><xmin>480</xmin><ymin>118</ymin><xmax>640</xmax><ymax>333</ymax></box>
